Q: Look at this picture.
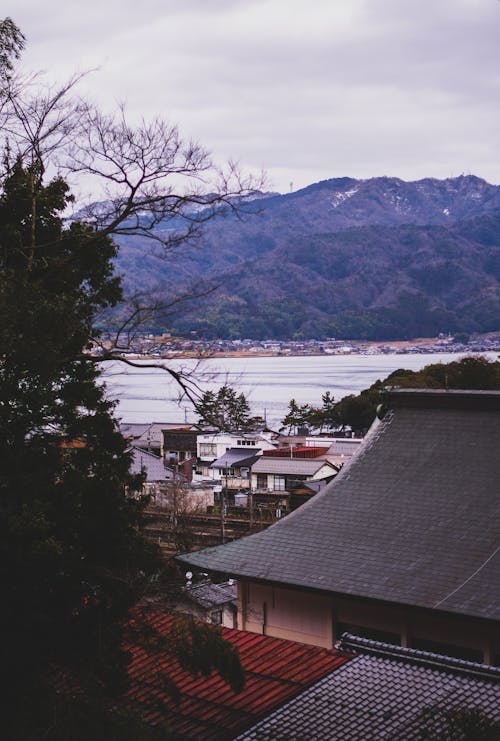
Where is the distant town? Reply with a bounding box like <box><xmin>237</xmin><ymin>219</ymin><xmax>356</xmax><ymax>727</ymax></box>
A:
<box><xmin>98</xmin><ymin>331</ymin><xmax>500</xmax><ymax>359</ymax></box>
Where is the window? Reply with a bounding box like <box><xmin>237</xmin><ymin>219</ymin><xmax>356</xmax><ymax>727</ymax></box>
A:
<box><xmin>256</xmin><ymin>473</ymin><xmax>267</xmax><ymax>489</ymax></box>
<box><xmin>210</xmin><ymin>610</ymin><xmax>223</xmax><ymax>625</ymax></box>
<box><xmin>199</xmin><ymin>443</ymin><xmax>217</xmax><ymax>456</ymax></box>
<box><xmin>274</xmin><ymin>475</ymin><xmax>285</xmax><ymax>491</ymax></box>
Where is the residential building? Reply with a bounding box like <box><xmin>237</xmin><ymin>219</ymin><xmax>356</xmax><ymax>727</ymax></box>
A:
<box><xmin>209</xmin><ymin>449</ymin><xmax>261</xmax><ymax>489</ymax></box>
<box><xmin>179</xmin><ymin>389</ymin><xmax>500</xmax><ymax>665</ymax></box>
<box><xmin>174</xmin><ymin>579</ymin><xmax>238</xmax><ymax>628</ymax></box>
<box><xmin>196</xmin><ymin>431</ymin><xmax>278</xmax><ymax>480</ymax></box>
<box><xmin>162</xmin><ymin>427</ymin><xmax>199</xmax><ymax>481</ymax></box>
<box><xmin>129</xmin><ymin>445</ymin><xmax>174</xmax><ymax>500</ymax></box>
<box><xmin>250</xmin><ymin>456</ymin><xmax>338</xmax><ymax>514</ymax></box>
<box><xmin>54</xmin><ymin>612</ymin><xmax>500</xmax><ymax>740</ymax></box>
<box><xmin>121</xmin><ymin>421</ymin><xmax>188</xmax><ymax>457</ymax></box>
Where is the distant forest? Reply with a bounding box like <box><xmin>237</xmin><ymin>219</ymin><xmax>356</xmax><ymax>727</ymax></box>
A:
<box><xmin>115</xmin><ymin>176</ymin><xmax>500</xmax><ymax>341</ymax></box>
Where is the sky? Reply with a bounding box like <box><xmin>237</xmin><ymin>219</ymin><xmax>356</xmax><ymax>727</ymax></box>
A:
<box><xmin>7</xmin><ymin>0</ymin><xmax>500</xmax><ymax>194</ymax></box>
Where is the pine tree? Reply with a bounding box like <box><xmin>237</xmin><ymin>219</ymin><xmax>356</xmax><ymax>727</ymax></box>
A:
<box><xmin>280</xmin><ymin>398</ymin><xmax>312</xmax><ymax>434</ymax></box>
<box><xmin>0</xmin><ymin>16</ymin><xmax>24</xmax><ymax>77</ymax></box>
<box><xmin>195</xmin><ymin>384</ymin><xmax>252</xmax><ymax>431</ymax></box>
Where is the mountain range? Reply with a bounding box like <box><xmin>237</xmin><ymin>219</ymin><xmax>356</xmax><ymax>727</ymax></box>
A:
<box><xmin>114</xmin><ymin>175</ymin><xmax>500</xmax><ymax>340</ymax></box>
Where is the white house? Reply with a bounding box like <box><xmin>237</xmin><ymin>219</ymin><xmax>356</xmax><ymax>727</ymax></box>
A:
<box><xmin>195</xmin><ymin>431</ymin><xmax>278</xmax><ymax>480</ymax></box>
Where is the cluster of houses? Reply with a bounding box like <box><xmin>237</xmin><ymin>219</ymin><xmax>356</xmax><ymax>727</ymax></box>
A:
<box><xmin>122</xmin><ymin>421</ymin><xmax>362</xmax><ymax>520</ymax></box>
<box><xmin>117</xmin><ymin>388</ymin><xmax>500</xmax><ymax>738</ymax></box>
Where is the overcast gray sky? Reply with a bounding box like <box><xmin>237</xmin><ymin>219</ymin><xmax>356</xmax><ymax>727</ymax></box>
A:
<box><xmin>8</xmin><ymin>0</ymin><xmax>500</xmax><ymax>193</ymax></box>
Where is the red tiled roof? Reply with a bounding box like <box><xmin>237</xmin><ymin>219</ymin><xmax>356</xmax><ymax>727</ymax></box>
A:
<box><xmin>124</xmin><ymin>611</ymin><xmax>352</xmax><ymax>739</ymax></box>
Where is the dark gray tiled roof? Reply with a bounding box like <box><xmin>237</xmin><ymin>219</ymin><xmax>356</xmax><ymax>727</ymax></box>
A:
<box><xmin>250</xmin><ymin>457</ymin><xmax>334</xmax><ymax>475</ymax></box>
<box><xmin>295</xmin><ymin>479</ymin><xmax>328</xmax><ymax>494</ymax></box>
<box><xmin>210</xmin><ymin>449</ymin><xmax>261</xmax><ymax>468</ymax></box>
<box><xmin>184</xmin><ymin>580</ymin><xmax>237</xmax><ymax>609</ymax></box>
<box><xmin>129</xmin><ymin>446</ymin><xmax>173</xmax><ymax>482</ymax></box>
<box><xmin>326</xmin><ymin>438</ymin><xmax>363</xmax><ymax>456</ymax></box>
<box><xmin>178</xmin><ymin>390</ymin><xmax>500</xmax><ymax>621</ymax></box>
<box><xmin>237</xmin><ymin>635</ymin><xmax>500</xmax><ymax>740</ymax></box>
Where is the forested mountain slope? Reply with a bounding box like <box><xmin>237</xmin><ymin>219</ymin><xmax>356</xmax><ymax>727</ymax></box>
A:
<box><xmin>114</xmin><ymin>175</ymin><xmax>500</xmax><ymax>339</ymax></box>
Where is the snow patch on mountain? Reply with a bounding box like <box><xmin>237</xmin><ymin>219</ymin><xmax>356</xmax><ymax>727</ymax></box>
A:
<box><xmin>330</xmin><ymin>187</ymin><xmax>359</xmax><ymax>208</ymax></box>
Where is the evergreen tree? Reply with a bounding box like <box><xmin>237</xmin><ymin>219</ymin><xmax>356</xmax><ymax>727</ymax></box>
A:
<box><xmin>0</xmin><ymin>158</ymin><xmax>246</xmax><ymax>740</ymax></box>
<box><xmin>195</xmin><ymin>384</ymin><xmax>252</xmax><ymax>431</ymax></box>
<box><xmin>305</xmin><ymin>391</ymin><xmax>337</xmax><ymax>431</ymax></box>
<box><xmin>284</xmin><ymin>357</ymin><xmax>500</xmax><ymax>436</ymax></box>
<box><xmin>0</xmin><ymin>159</ymin><xmax>161</xmax><ymax>721</ymax></box>
<box><xmin>0</xmin><ymin>16</ymin><xmax>24</xmax><ymax>77</ymax></box>
<box><xmin>280</xmin><ymin>398</ymin><xmax>312</xmax><ymax>434</ymax></box>
<box><xmin>333</xmin><ymin>393</ymin><xmax>377</xmax><ymax>434</ymax></box>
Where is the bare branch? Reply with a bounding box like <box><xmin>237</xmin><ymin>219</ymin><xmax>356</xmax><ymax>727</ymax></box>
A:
<box><xmin>1</xmin><ymin>64</ymin><xmax>265</xmax><ymax>393</ymax></box>
<box><xmin>94</xmin><ymin>354</ymin><xmax>208</xmax><ymax>411</ymax></box>
<box><xmin>65</xmin><ymin>102</ymin><xmax>265</xmax><ymax>252</ymax></box>
<box><xmin>92</xmin><ymin>281</ymin><xmax>218</xmax><ymax>354</ymax></box>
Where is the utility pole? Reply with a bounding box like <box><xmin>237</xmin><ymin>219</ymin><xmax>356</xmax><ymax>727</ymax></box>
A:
<box><xmin>221</xmin><ymin>461</ymin><xmax>227</xmax><ymax>544</ymax></box>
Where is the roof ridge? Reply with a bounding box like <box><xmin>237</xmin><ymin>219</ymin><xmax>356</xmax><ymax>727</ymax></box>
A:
<box><xmin>338</xmin><ymin>633</ymin><xmax>500</xmax><ymax>682</ymax></box>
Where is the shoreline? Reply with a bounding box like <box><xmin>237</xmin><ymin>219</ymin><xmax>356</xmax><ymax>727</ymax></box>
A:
<box><xmin>137</xmin><ymin>338</ymin><xmax>499</xmax><ymax>361</ymax></box>
<box><xmin>203</xmin><ymin>338</ymin><xmax>442</xmax><ymax>358</ymax></box>
<box><xmin>98</xmin><ymin>333</ymin><xmax>500</xmax><ymax>362</ymax></box>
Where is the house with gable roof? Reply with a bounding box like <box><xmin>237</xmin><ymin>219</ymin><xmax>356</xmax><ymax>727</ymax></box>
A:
<box><xmin>129</xmin><ymin>445</ymin><xmax>175</xmax><ymax>501</ymax></box>
<box><xmin>249</xmin><ymin>455</ymin><xmax>339</xmax><ymax>514</ymax></box>
<box><xmin>179</xmin><ymin>389</ymin><xmax>500</xmax><ymax>665</ymax></box>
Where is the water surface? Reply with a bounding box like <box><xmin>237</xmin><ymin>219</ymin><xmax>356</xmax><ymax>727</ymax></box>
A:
<box><xmin>101</xmin><ymin>352</ymin><xmax>495</xmax><ymax>428</ymax></box>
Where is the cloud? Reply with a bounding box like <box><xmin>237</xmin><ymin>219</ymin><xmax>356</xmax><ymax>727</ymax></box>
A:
<box><xmin>7</xmin><ymin>0</ymin><xmax>500</xmax><ymax>191</ymax></box>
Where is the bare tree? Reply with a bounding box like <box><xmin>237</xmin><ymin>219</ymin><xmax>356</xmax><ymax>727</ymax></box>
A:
<box><xmin>1</xmin><ymin>50</ymin><xmax>264</xmax><ymax>403</ymax></box>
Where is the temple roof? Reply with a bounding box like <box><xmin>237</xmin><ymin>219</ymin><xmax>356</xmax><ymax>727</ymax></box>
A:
<box><xmin>237</xmin><ymin>634</ymin><xmax>500</xmax><ymax>740</ymax></box>
<box><xmin>178</xmin><ymin>389</ymin><xmax>500</xmax><ymax>622</ymax></box>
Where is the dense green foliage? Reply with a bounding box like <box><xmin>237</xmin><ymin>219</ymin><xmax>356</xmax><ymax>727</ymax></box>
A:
<box><xmin>0</xmin><ymin>158</ymin><xmax>163</xmax><ymax>730</ymax></box>
<box><xmin>173</xmin><ymin>618</ymin><xmax>245</xmax><ymax>693</ymax></box>
<box><xmin>282</xmin><ymin>356</ymin><xmax>500</xmax><ymax>433</ymax></box>
<box><xmin>0</xmin><ymin>16</ymin><xmax>24</xmax><ymax>76</ymax></box>
<box><xmin>280</xmin><ymin>398</ymin><xmax>315</xmax><ymax>434</ymax></box>
<box><xmin>195</xmin><ymin>384</ymin><xmax>259</xmax><ymax>431</ymax></box>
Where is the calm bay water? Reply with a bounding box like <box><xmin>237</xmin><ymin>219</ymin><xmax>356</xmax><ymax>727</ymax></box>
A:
<box><xmin>100</xmin><ymin>352</ymin><xmax>495</xmax><ymax>429</ymax></box>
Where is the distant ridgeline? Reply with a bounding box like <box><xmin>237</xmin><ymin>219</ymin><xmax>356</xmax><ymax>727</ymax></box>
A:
<box><xmin>113</xmin><ymin>175</ymin><xmax>500</xmax><ymax>340</ymax></box>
